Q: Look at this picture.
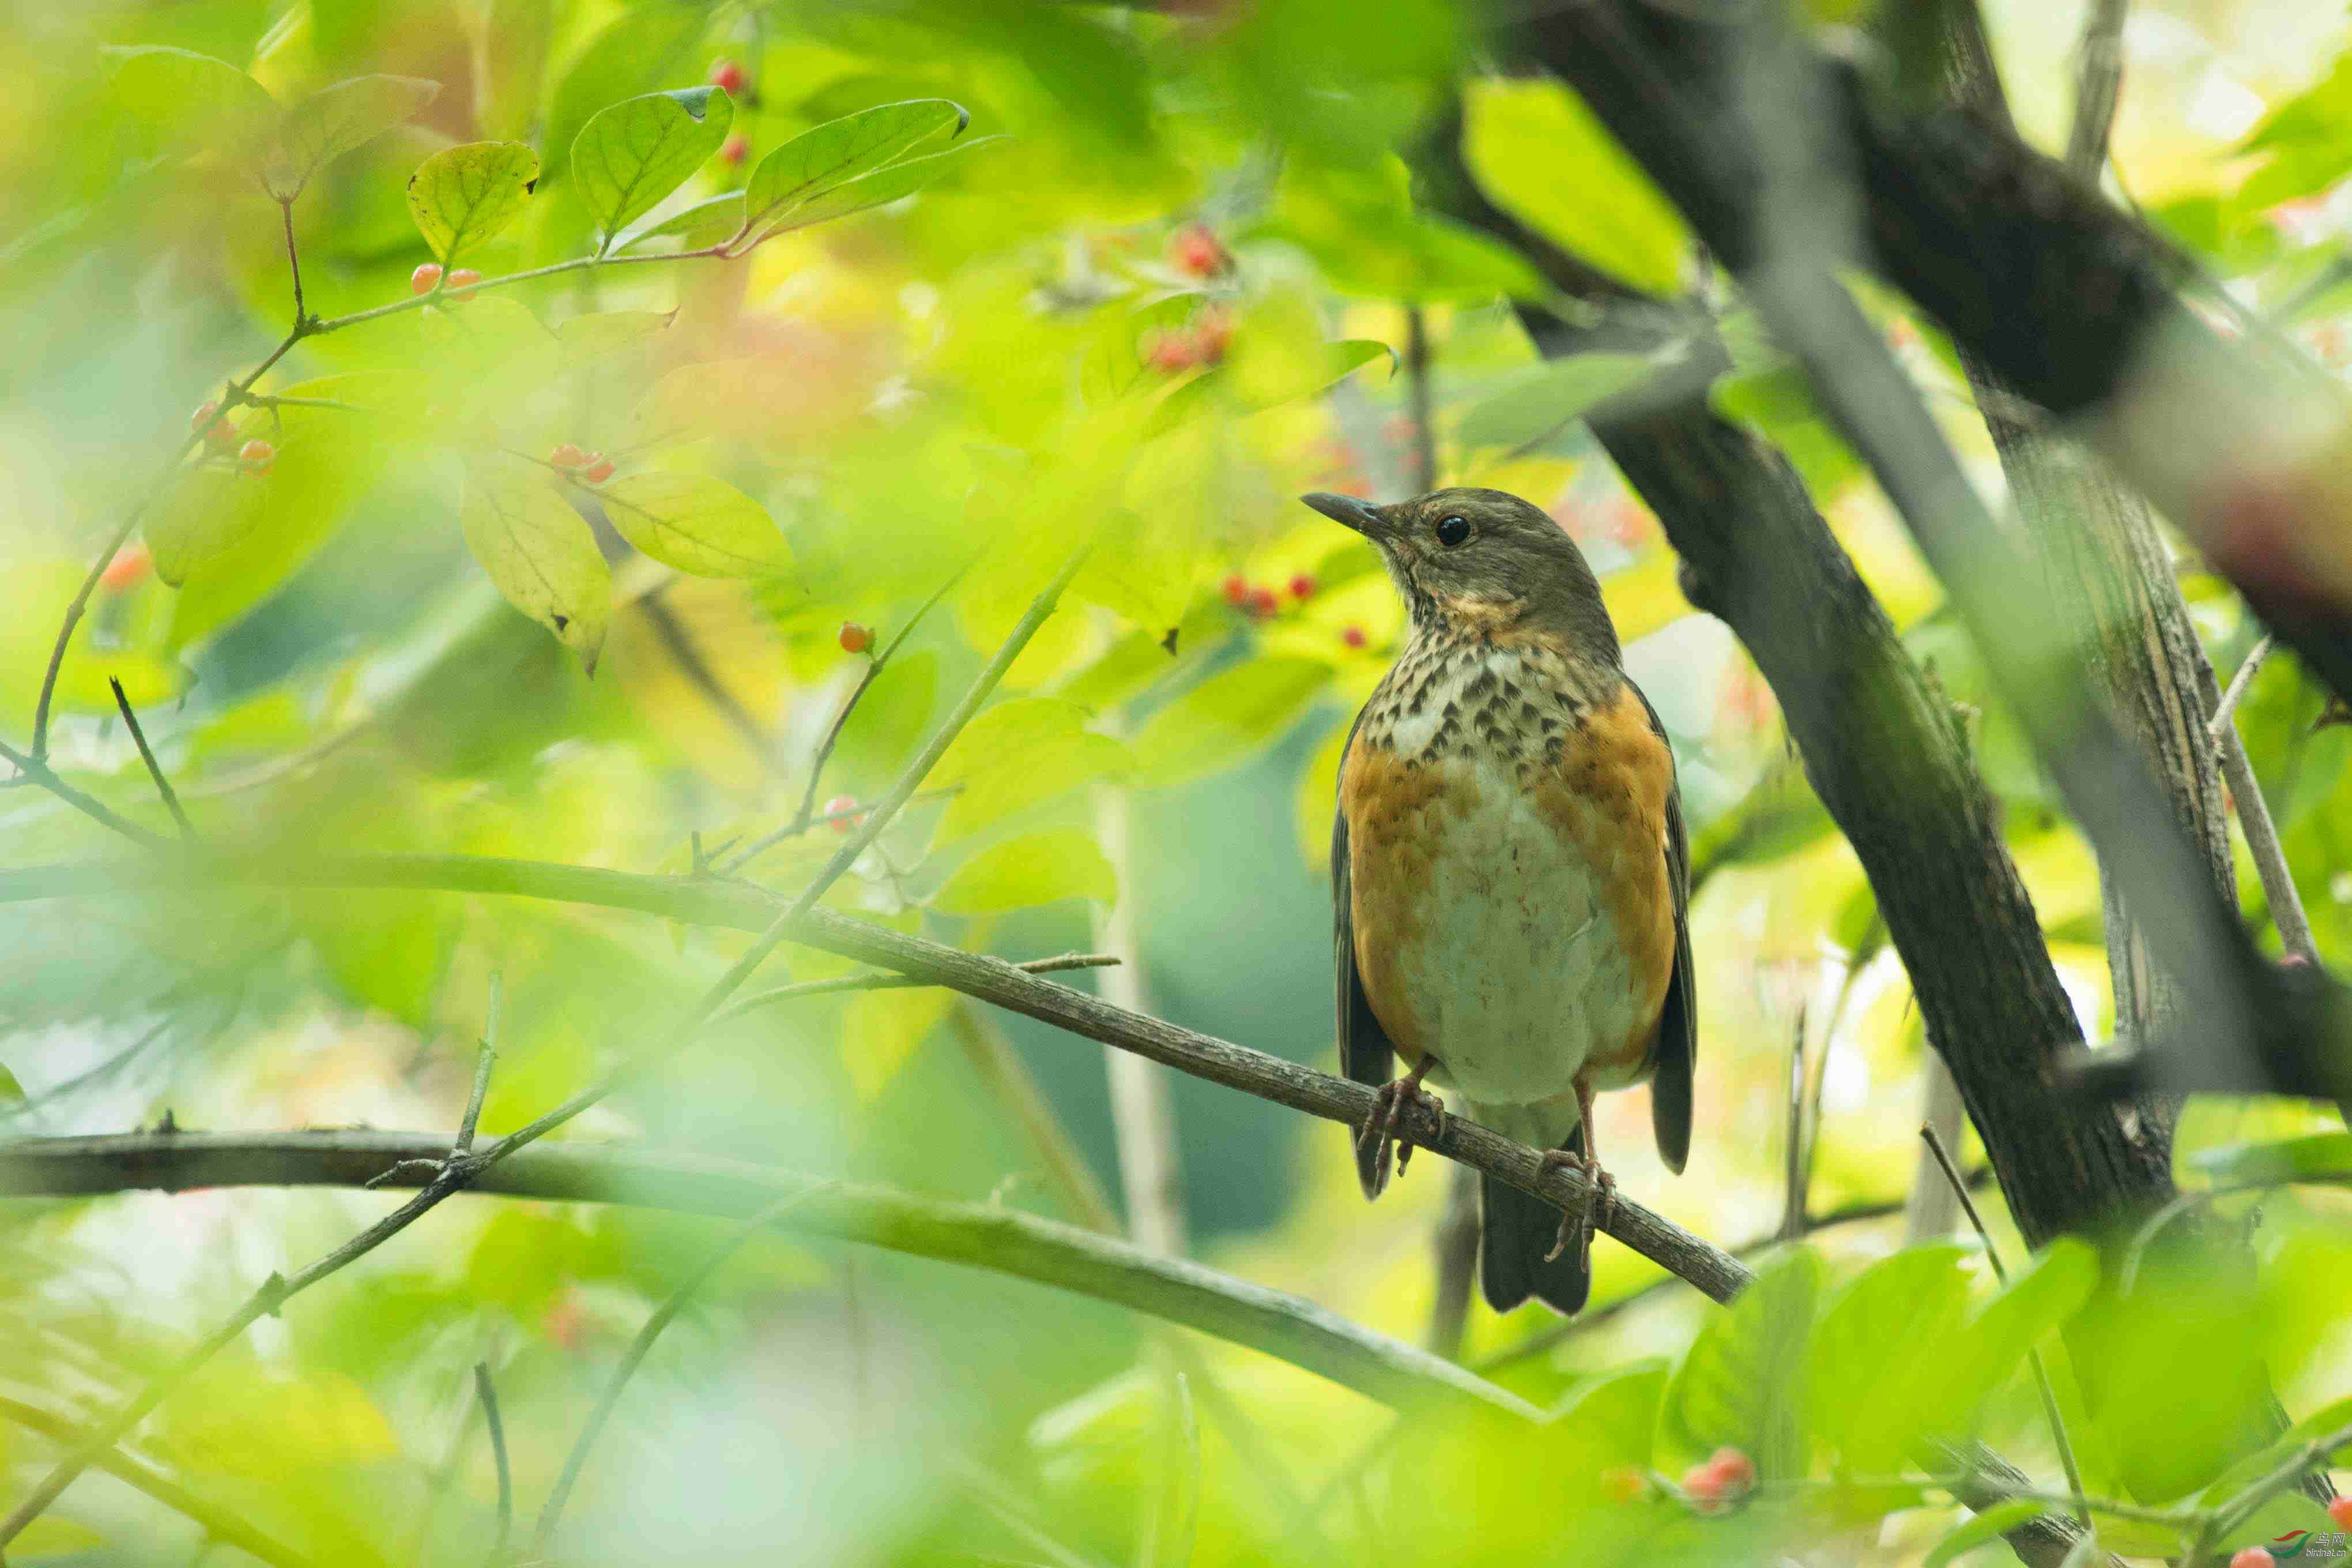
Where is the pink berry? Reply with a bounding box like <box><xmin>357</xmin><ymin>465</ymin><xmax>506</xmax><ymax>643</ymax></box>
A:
<box><xmin>838</xmin><ymin>622</ymin><xmax>873</xmax><ymax>655</ymax></box>
<box><xmin>1704</xmin><ymin>1447</ymin><xmax>1755</xmax><ymax>1492</ymax></box>
<box><xmin>410</xmin><ymin>262</ymin><xmax>443</xmax><ymax>295</ymax></box>
<box><xmin>1680</xmin><ymin>1464</ymin><xmax>1727</xmax><ymax>1513</ymax></box>
<box><xmin>2230</xmin><ymin>1548</ymin><xmax>2275</xmax><ymax>1568</ymax></box>
<box><xmin>1145</xmin><ymin>330</ymin><xmax>1194</xmax><ymax>373</ymax></box>
<box><xmin>99</xmin><ymin>543</ymin><xmax>152</xmax><ymax>593</ymax></box>
<box><xmin>710</xmin><ymin>58</ymin><xmax>747</xmax><ymax>96</ymax></box>
<box><xmin>1340</xmin><ymin>625</ymin><xmax>1367</xmax><ymax>650</ymax></box>
<box><xmin>719</xmin><ymin>133</ymin><xmax>749</xmax><ymax>165</ymax></box>
<box><xmin>549</xmin><ymin>443</ymin><xmax>587</xmax><ymax>470</ymax></box>
<box><xmin>238</xmin><ymin>439</ymin><xmax>276</xmax><ymax>476</ymax></box>
<box><xmin>824</xmin><ymin>794</ymin><xmax>860</xmax><ymax>834</ymax></box>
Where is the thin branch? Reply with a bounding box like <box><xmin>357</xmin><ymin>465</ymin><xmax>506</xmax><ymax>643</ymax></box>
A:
<box><xmin>0</xmin><ymin>1394</ymin><xmax>319</xmax><ymax>1568</ymax></box>
<box><xmin>457</xmin><ymin>972</ymin><xmax>500</xmax><ymax>1156</ymax></box>
<box><xmin>717</xmin><ymin>565</ymin><xmax>968</xmax><ymax>877</ymax></box>
<box><xmin>0</xmin><ymin>1131</ymin><xmax>1539</xmax><ymax>1422</ymax></box>
<box><xmin>471</xmin><ymin>1363</ymin><xmax>510</xmax><ymax>1565</ymax></box>
<box><xmin>1922</xmin><ymin>1125</ymin><xmax>2089</xmax><ymax>1532</ymax></box>
<box><xmin>278</xmin><ymin>199</ymin><xmax>307</xmax><ymax>326</ymax></box>
<box><xmin>2208</xmin><ymin>635</ymin><xmax>2274</xmax><ymax>744</ymax></box>
<box><xmin>1780</xmin><ymin>1004</ymin><xmax>1808</xmax><ymax>1242</ymax></box>
<box><xmin>307</xmin><ymin>245</ymin><xmax>730</xmax><ymax>335</ymax></box>
<box><xmin>108</xmin><ymin>678</ymin><xmax>193</xmax><ymax>839</ymax></box>
<box><xmin>0</xmin><ymin>737</ymin><xmax>171</xmax><ymax>847</ymax></box>
<box><xmin>2064</xmin><ymin>0</ymin><xmax>2131</xmax><ymax>176</ymax></box>
<box><xmin>1403</xmin><ymin>304</ymin><xmax>1437</xmax><ymax>492</ymax></box>
<box><xmin>717</xmin><ymin>953</ymin><xmax>1117</xmax><ymax>1025</ymax></box>
<box><xmin>2198</xmin><ymin>1419</ymin><xmax>2352</xmax><ymax>1552</ymax></box>
<box><xmin>534</xmin><ymin>1190</ymin><xmax>810</xmax><ymax>1551</ymax></box>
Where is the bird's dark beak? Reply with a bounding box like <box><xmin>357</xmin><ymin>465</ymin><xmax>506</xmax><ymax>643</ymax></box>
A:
<box><xmin>1301</xmin><ymin>492</ymin><xmax>1386</xmax><ymax>537</ymax></box>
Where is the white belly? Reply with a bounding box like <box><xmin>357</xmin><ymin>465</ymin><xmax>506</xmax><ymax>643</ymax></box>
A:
<box><xmin>1390</xmin><ymin>757</ymin><xmax>1648</xmax><ymax>1108</ymax></box>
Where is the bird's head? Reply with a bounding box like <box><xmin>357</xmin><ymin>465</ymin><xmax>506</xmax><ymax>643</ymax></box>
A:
<box><xmin>1301</xmin><ymin>487</ymin><xmax>1618</xmax><ymax>657</ymax></box>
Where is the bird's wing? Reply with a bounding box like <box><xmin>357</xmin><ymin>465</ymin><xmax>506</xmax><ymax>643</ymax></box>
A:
<box><xmin>1635</xmin><ymin>680</ymin><xmax>1696</xmax><ymax>1175</ymax></box>
<box><xmin>1333</xmin><ymin>706</ymin><xmax>1397</xmax><ymax>1096</ymax></box>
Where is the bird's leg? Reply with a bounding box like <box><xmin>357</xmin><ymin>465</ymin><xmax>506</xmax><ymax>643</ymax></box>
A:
<box><xmin>1538</xmin><ymin>1080</ymin><xmax>1617</xmax><ymax>1263</ymax></box>
<box><xmin>1358</xmin><ymin>1056</ymin><xmax>1445</xmax><ymax>1194</ymax></box>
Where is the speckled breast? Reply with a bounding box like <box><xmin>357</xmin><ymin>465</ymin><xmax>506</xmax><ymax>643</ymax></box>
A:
<box><xmin>1339</xmin><ymin>637</ymin><xmax>1676</xmax><ymax>1109</ymax></box>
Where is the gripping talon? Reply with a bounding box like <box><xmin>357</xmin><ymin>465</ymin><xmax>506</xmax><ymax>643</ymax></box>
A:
<box><xmin>1360</xmin><ymin>1061</ymin><xmax>1441</xmax><ymax>1197</ymax></box>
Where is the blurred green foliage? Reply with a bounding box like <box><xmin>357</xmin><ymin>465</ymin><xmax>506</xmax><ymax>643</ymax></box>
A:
<box><xmin>1</xmin><ymin>0</ymin><xmax>2351</xmax><ymax>1563</ymax></box>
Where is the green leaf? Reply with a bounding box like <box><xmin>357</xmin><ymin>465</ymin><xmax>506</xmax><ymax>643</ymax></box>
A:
<box><xmin>616</xmin><ymin>193</ymin><xmax>745</xmax><ymax>251</ymax></box>
<box><xmin>0</xmin><ymin>1061</ymin><xmax>23</xmax><ymax>1105</ymax></box>
<box><xmin>931</xmin><ymin>699</ymin><xmax>1133</xmax><ymax>842</ymax></box>
<box><xmin>267</xmin><ymin>73</ymin><xmax>439</xmax><ymax>199</ymax></box>
<box><xmin>146</xmin><ymin>468</ymin><xmax>264</xmax><ymax>587</ymax></box>
<box><xmin>572</xmin><ymin>87</ymin><xmax>734</xmax><ymax>246</ymax></box>
<box><xmin>13</xmin><ymin>1517</ymin><xmax>103</xmax><ymax>1558</ymax></box>
<box><xmin>1463</xmin><ymin>77</ymin><xmax>1694</xmax><ymax>297</ymax></box>
<box><xmin>834</xmin><ymin>652</ymin><xmax>940</xmax><ymax>785</ymax></box>
<box><xmin>1809</xmin><ymin>1243</ymin><xmax>1975</xmax><ymax>1468</ymax></box>
<box><xmin>103</xmin><ymin>46</ymin><xmax>278</xmax><ymax>167</ymax></box>
<box><xmin>594</xmin><ymin>470</ymin><xmax>790</xmax><ymax>578</ymax></box>
<box><xmin>554</xmin><ymin>309</ymin><xmax>675</xmax><ymax>361</ymax></box>
<box><xmin>932</xmin><ymin>829</ymin><xmax>1117</xmax><ymax>914</ymax></box>
<box><xmin>406</xmin><ymin>141</ymin><xmax>539</xmax><ymax>265</ymax></box>
<box><xmin>1921</xmin><ymin>1499</ymin><xmax>2049</xmax><ymax>1568</ymax></box>
<box><xmin>474</xmin><ymin>0</ymin><xmax>555</xmax><ymax>142</ymax></box>
<box><xmin>458</xmin><ymin>458</ymin><xmax>610</xmax><ymax>672</ymax></box>
<box><xmin>540</xmin><ymin>6</ymin><xmax>707</xmax><ymax>193</ymax></box>
<box><xmin>1660</xmin><ymin>1247</ymin><xmax>1820</xmax><ymax>1477</ymax></box>
<box><xmin>1128</xmin><ymin>658</ymin><xmax>1329</xmax><ymax>789</ymax></box>
<box><xmin>1455</xmin><ymin>352</ymin><xmax>1669</xmax><ymax>451</ymax></box>
<box><xmin>751</xmin><ymin>134</ymin><xmax>1002</xmax><ymax>240</ymax></box>
<box><xmin>2190</xmin><ymin>1131</ymin><xmax>2352</xmax><ymax>1185</ymax></box>
<box><xmin>742</xmin><ymin>99</ymin><xmax>967</xmax><ymax>242</ymax></box>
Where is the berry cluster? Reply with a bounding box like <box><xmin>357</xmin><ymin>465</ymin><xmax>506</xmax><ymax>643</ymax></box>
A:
<box><xmin>410</xmin><ymin>263</ymin><xmax>483</xmax><ymax>297</ymax></box>
<box><xmin>1679</xmin><ymin>1447</ymin><xmax>1755</xmax><ymax>1513</ymax></box>
<box><xmin>1167</xmin><ymin>222</ymin><xmax>1229</xmax><ymax>280</ymax></box>
<box><xmin>1218</xmin><ymin>569</ymin><xmax>1365</xmax><ymax>649</ymax></box>
<box><xmin>1143</xmin><ymin>307</ymin><xmax>1233</xmax><ymax>374</ymax></box>
<box><xmin>549</xmin><ymin>443</ymin><xmax>615</xmax><ymax>485</ymax></box>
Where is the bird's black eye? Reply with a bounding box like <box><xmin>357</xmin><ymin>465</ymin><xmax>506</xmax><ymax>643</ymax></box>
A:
<box><xmin>1434</xmin><ymin>514</ymin><xmax>1470</xmax><ymax>548</ymax></box>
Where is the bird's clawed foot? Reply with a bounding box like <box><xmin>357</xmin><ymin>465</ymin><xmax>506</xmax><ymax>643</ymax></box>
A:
<box><xmin>1537</xmin><ymin>1145</ymin><xmax>1617</xmax><ymax>1263</ymax></box>
<box><xmin>1356</xmin><ymin>1061</ymin><xmax>1445</xmax><ymax>1198</ymax></box>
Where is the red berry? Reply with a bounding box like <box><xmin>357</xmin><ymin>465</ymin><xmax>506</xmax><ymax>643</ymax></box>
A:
<box><xmin>446</xmin><ymin>267</ymin><xmax>482</xmax><ymax>298</ymax></box>
<box><xmin>710</xmin><ymin>58</ymin><xmax>747</xmax><ymax>96</ymax></box>
<box><xmin>1288</xmin><ymin>572</ymin><xmax>1316</xmax><ymax>600</ymax></box>
<box><xmin>1220</xmin><ymin>573</ymin><xmax>1250</xmax><ymax>607</ymax></box>
<box><xmin>581</xmin><ymin>456</ymin><xmax>615</xmax><ymax>485</ymax></box>
<box><xmin>1145</xmin><ymin>330</ymin><xmax>1195</xmax><ymax>373</ymax></box>
<box><xmin>238</xmin><ymin>439</ymin><xmax>276</xmax><ymax>476</ymax></box>
<box><xmin>1599</xmin><ymin>1466</ymin><xmax>1646</xmax><ymax>1505</ymax></box>
<box><xmin>1340</xmin><ymin>624</ymin><xmax>1367</xmax><ymax>650</ymax></box>
<box><xmin>1703</xmin><ymin>1448</ymin><xmax>1755</xmax><ymax>1492</ymax></box>
<box><xmin>824</xmin><ymin>794</ymin><xmax>860</xmax><ymax>834</ymax></box>
<box><xmin>549</xmin><ymin>442</ymin><xmax>587</xmax><ymax>470</ymax></box>
<box><xmin>1246</xmin><ymin>586</ymin><xmax>1279</xmax><ymax>618</ymax></box>
<box><xmin>411</xmin><ymin>262</ymin><xmax>443</xmax><ymax>295</ymax></box>
<box><xmin>99</xmin><ymin>542</ymin><xmax>152</xmax><ymax>593</ymax></box>
<box><xmin>2330</xmin><ymin>1496</ymin><xmax>2352</xmax><ymax>1529</ymax></box>
<box><xmin>838</xmin><ymin>622</ymin><xmax>873</xmax><ymax>655</ymax></box>
<box><xmin>2231</xmin><ymin>1548</ymin><xmax>2275</xmax><ymax>1568</ymax></box>
<box><xmin>719</xmin><ymin>133</ymin><xmax>749</xmax><ymax>165</ymax></box>
<box><xmin>1169</xmin><ymin>223</ymin><xmax>1228</xmax><ymax>279</ymax></box>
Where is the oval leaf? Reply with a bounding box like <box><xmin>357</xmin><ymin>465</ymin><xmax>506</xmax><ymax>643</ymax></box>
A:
<box><xmin>594</xmin><ymin>471</ymin><xmax>791</xmax><ymax>578</ymax></box>
<box><xmin>407</xmin><ymin>141</ymin><xmax>539</xmax><ymax>265</ymax></box>
<box><xmin>932</xmin><ymin>829</ymin><xmax>1117</xmax><ymax>915</ymax></box>
<box><xmin>932</xmin><ymin>699</ymin><xmax>1132</xmax><ymax>841</ymax></box>
<box><xmin>459</xmin><ymin>458</ymin><xmax>610</xmax><ymax>671</ymax></box>
<box><xmin>572</xmin><ymin>86</ymin><xmax>734</xmax><ymax>246</ymax></box>
<box><xmin>103</xmin><ymin>46</ymin><xmax>278</xmax><ymax>167</ymax></box>
<box><xmin>1129</xmin><ymin>658</ymin><xmax>1329</xmax><ymax>789</ymax></box>
<box><xmin>742</xmin><ymin>99</ymin><xmax>967</xmax><ymax>241</ymax></box>
<box><xmin>1463</xmin><ymin>77</ymin><xmax>1694</xmax><ymax>298</ymax></box>
<box><xmin>269</xmin><ymin>73</ymin><xmax>439</xmax><ymax>199</ymax></box>
<box><xmin>1660</xmin><ymin>1246</ymin><xmax>1820</xmax><ymax>1477</ymax></box>
<box><xmin>2190</xmin><ymin>1131</ymin><xmax>2352</xmax><ymax>1185</ymax></box>
<box><xmin>751</xmin><ymin>134</ymin><xmax>1002</xmax><ymax>243</ymax></box>
<box><xmin>1457</xmin><ymin>352</ymin><xmax>1670</xmax><ymax>451</ymax></box>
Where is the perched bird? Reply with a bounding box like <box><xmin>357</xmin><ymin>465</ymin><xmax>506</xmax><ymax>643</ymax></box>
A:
<box><xmin>1305</xmin><ymin>487</ymin><xmax>1694</xmax><ymax>1316</ymax></box>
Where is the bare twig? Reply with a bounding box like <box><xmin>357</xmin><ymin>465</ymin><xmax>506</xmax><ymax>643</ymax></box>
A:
<box><xmin>0</xmin><ymin>736</ymin><xmax>171</xmax><ymax>847</ymax></box>
<box><xmin>472</xmin><ymin>1363</ymin><xmax>510</xmax><ymax>1565</ymax></box>
<box><xmin>1922</xmin><ymin>1125</ymin><xmax>2089</xmax><ymax>1531</ymax></box>
<box><xmin>716</xmin><ymin>952</ymin><xmax>1116</xmax><ymax>1025</ymax></box>
<box><xmin>457</xmin><ymin>973</ymin><xmax>500</xmax><ymax>1156</ymax></box>
<box><xmin>278</xmin><ymin>199</ymin><xmax>307</xmax><ymax>326</ymax></box>
<box><xmin>1780</xmin><ymin>1004</ymin><xmax>1808</xmax><ymax>1242</ymax></box>
<box><xmin>108</xmin><ymin>678</ymin><xmax>192</xmax><ymax>839</ymax></box>
<box><xmin>534</xmin><ymin>1191</ymin><xmax>813</xmax><ymax>1551</ymax></box>
<box><xmin>1403</xmin><ymin>305</ymin><xmax>1437</xmax><ymax>492</ymax></box>
<box><xmin>2208</xmin><ymin>635</ymin><xmax>2274</xmax><ymax>744</ymax></box>
<box><xmin>2064</xmin><ymin>0</ymin><xmax>2131</xmax><ymax>175</ymax></box>
<box><xmin>0</xmin><ymin>1393</ymin><xmax>318</xmax><ymax>1568</ymax></box>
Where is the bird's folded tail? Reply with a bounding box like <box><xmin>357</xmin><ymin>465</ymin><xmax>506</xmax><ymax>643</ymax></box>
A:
<box><xmin>1479</xmin><ymin>1120</ymin><xmax>1592</xmax><ymax>1316</ymax></box>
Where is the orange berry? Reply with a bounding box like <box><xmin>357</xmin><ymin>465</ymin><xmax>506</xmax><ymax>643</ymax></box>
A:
<box><xmin>190</xmin><ymin>400</ymin><xmax>236</xmax><ymax>451</ymax></box>
<box><xmin>719</xmin><ymin>133</ymin><xmax>749</xmax><ymax>165</ymax></box>
<box><xmin>1340</xmin><ymin>624</ymin><xmax>1367</xmax><ymax>650</ymax></box>
<box><xmin>1169</xmin><ymin>222</ymin><xmax>1228</xmax><ymax>278</ymax></box>
<box><xmin>1220</xmin><ymin>573</ymin><xmax>1250</xmax><ymax>608</ymax></box>
<box><xmin>1288</xmin><ymin>572</ymin><xmax>1316</xmax><ymax>600</ymax></box>
<box><xmin>710</xmin><ymin>58</ymin><xmax>747</xmax><ymax>96</ymax></box>
<box><xmin>1704</xmin><ymin>1448</ymin><xmax>1755</xmax><ymax>1492</ymax></box>
<box><xmin>2330</xmin><ymin>1496</ymin><xmax>2352</xmax><ymax>1529</ymax></box>
<box><xmin>99</xmin><ymin>542</ymin><xmax>152</xmax><ymax>593</ymax></box>
<box><xmin>410</xmin><ymin>262</ymin><xmax>443</xmax><ymax>295</ymax></box>
<box><xmin>446</xmin><ymin>267</ymin><xmax>483</xmax><ymax>297</ymax></box>
<box><xmin>237</xmin><ymin>439</ymin><xmax>275</xmax><ymax>476</ymax></box>
<box><xmin>838</xmin><ymin>622</ymin><xmax>873</xmax><ymax>655</ymax></box>
<box><xmin>2230</xmin><ymin>1548</ymin><xmax>2275</xmax><ymax>1568</ymax></box>
<box><xmin>549</xmin><ymin>443</ymin><xmax>587</xmax><ymax>470</ymax></box>
<box><xmin>581</xmin><ymin>456</ymin><xmax>615</xmax><ymax>485</ymax></box>
<box><xmin>824</xmin><ymin>794</ymin><xmax>860</xmax><ymax>834</ymax></box>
